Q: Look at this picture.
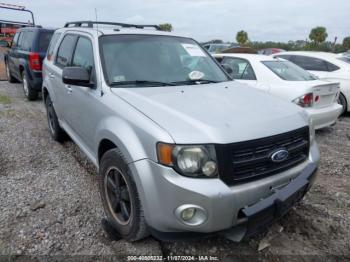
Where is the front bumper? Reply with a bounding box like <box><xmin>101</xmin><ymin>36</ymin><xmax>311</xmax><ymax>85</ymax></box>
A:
<box><xmin>306</xmin><ymin>103</ymin><xmax>342</xmax><ymax>130</ymax></box>
<box><xmin>129</xmin><ymin>141</ymin><xmax>320</xmax><ymax>238</ymax></box>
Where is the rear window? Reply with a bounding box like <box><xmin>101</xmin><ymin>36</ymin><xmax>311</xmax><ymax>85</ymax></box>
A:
<box><xmin>38</xmin><ymin>31</ymin><xmax>54</xmax><ymax>52</ymax></box>
<box><xmin>20</xmin><ymin>31</ymin><xmax>35</xmax><ymax>51</ymax></box>
<box><xmin>263</xmin><ymin>60</ymin><xmax>317</xmax><ymax>81</ymax></box>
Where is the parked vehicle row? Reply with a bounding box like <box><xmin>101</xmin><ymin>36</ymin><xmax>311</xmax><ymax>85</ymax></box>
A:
<box><xmin>214</xmin><ymin>53</ymin><xmax>342</xmax><ymax>129</ymax></box>
<box><xmin>4</xmin><ymin>26</ymin><xmax>54</xmax><ymax>100</ymax></box>
<box><xmin>273</xmin><ymin>51</ymin><xmax>350</xmax><ymax>114</ymax></box>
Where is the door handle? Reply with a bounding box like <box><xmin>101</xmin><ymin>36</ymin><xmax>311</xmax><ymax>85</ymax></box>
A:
<box><xmin>65</xmin><ymin>85</ymin><xmax>72</xmax><ymax>94</ymax></box>
<box><xmin>49</xmin><ymin>73</ymin><xmax>55</xmax><ymax>79</ymax></box>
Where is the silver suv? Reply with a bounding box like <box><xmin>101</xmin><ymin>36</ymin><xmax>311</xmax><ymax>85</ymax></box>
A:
<box><xmin>42</xmin><ymin>21</ymin><xmax>320</xmax><ymax>242</ymax></box>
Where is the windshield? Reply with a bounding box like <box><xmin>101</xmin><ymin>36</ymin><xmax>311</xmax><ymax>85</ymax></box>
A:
<box><xmin>99</xmin><ymin>34</ymin><xmax>229</xmax><ymax>87</ymax></box>
<box><xmin>263</xmin><ymin>60</ymin><xmax>317</xmax><ymax>81</ymax></box>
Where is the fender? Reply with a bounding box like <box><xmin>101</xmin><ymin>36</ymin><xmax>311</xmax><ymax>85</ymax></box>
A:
<box><xmin>95</xmin><ymin>116</ymin><xmax>174</xmax><ymax>166</ymax></box>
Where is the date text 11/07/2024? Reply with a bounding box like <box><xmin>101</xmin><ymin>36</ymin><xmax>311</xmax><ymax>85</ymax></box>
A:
<box><xmin>127</xmin><ymin>255</ymin><xmax>219</xmax><ymax>261</ymax></box>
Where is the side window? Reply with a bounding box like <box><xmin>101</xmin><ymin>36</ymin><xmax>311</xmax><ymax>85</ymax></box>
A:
<box><xmin>72</xmin><ymin>37</ymin><xmax>94</xmax><ymax>75</ymax></box>
<box><xmin>12</xmin><ymin>32</ymin><xmax>20</xmax><ymax>47</ymax></box>
<box><xmin>55</xmin><ymin>34</ymin><xmax>77</xmax><ymax>68</ymax></box>
<box><xmin>292</xmin><ymin>56</ymin><xmax>328</xmax><ymax>71</ymax></box>
<box><xmin>47</xmin><ymin>32</ymin><xmax>62</xmax><ymax>61</ymax></box>
<box><xmin>17</xmin><ymin>32</ymin><xmax>24</xmax><ymax>48</ymax></box>
<box><xmin>222</xmin><ymin>57</ymin><xmax>256</xmax><ymax>80</ymax></box>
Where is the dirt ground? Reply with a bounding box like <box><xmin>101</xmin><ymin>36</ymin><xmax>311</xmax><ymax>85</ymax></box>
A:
<box><xmin>0</xmin><ymin>80</ymin><xmax>349</xmax><ymax>261</ymax></box>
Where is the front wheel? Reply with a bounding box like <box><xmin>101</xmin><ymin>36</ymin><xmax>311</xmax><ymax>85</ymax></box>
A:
<box><xmin>99</xmin><ymin>148</ymin><xmax>149</xmax><ymax>242</ymax></box>
<box><xmin>338</xmin><ymin>93</ymin><xmax>347</xmax><ymax>115</ymax></box>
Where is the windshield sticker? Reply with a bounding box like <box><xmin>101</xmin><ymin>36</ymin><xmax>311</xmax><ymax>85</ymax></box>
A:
<box><xmin>181</xmin><ymin>44</ymin><xmax>206</xmax><ymax>57</ymax></box>
<box><xmin>189</xmin><ymin>71</ymin><xmax>205</xmax><ymax>80</ymax></box>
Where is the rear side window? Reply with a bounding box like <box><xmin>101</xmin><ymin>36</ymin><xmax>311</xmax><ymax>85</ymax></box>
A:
<box><xmin>72</xmin><ymin>37</ymin><xmax>94</xmax><ymax>75</ymax></box>
<box><xmin>38</xmin><ymin>31</ymin><xmax>54</xmax><ymax>52</ymax></box>
<box><xmin>222</xmin><ymin>57</ymin><xmax>256</xmax><ymax>80</ymax></box>
<box><xmin>47</xmin><ymin>32</ymin><xmax>62</xmax><ymax>60</ymax></box>
<box><xmin>55</xmin><ymin>34</ymin><xmax>77</xmax><ymax>68</ymax></box>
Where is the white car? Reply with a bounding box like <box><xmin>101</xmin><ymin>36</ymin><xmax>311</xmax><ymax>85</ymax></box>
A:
<box><xmin>273</xmin><ymin>51</ymin><xmax>350</xmax><ymax>114</ymax></box>
<box><xmin>215</xmin><ymin>53</ymin><xmax>342</xmax><ymax>129</ymax></box>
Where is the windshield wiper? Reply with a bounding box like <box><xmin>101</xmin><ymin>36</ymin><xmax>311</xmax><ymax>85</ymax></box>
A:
<box><xmin>110</xmin><ymin>80</ymin><xmax>176</xmax><ymax>87</ymax></box>
<box><xmin>171</xmin><ymin>79</ymin><xmax>219</xmax><ymax>85</ymax></box>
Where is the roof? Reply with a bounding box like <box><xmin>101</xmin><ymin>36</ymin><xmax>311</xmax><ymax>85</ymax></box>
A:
<box><xmin>276</xmin><ymin>51</ymin><xmax>339</xmax><ymax>60</ymax></box>
<box><xmin>214</xmin><ymin>53</ymin><xmax>277</xmax><ymax>62</ymax></box>
<box><xmin>56</xmin><ymin>21</ymin><xmax>189</xmax><ymax>38</ymax></box>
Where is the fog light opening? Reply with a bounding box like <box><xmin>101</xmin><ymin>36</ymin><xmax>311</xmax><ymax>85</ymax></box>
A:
<box><xmin>175</xmin><ymin>205</ymin><xmax>207</xmax><ymax>226</ymax></box>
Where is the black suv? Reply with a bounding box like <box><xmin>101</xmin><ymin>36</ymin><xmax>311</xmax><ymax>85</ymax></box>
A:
<box><xmin>5</xmin><ymin>27</ymin><xmax>54</xmax><ymax>100</ymax></box>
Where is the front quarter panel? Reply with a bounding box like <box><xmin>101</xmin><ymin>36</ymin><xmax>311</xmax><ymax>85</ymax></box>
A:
<box><xmin>94</xmin><ymin>106</ymin><xmax>174</xmax><ymax>166</ymax></box>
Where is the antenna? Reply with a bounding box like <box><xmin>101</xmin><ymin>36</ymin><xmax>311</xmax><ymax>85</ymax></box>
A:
<box><xmin>94</xmin><ymin>8</ymin><xmax>104</xmax><ymax>96</ymax></box>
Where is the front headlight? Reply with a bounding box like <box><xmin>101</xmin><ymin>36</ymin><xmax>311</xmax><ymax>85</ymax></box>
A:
<box><xmin>157</xmin><ymin>143</ymin><xmax>218</xmax><ymax>178</ymax></box>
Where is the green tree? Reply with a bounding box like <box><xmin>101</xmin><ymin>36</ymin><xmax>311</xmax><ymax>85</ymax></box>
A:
<box><xmin>309</xmin><ymin>26</ymin><xmax>328</xmax><ymax>45</ymax></box>
<box><xmin>159</xmin><ymin>23</ymin><xmax>173</xmax><ymax>32</ymax></box>
<box><xmin>236</xmin><ymin>30</ymin><xmax>248</xmax><ymax>46</ymax></box>
<box><xmin>343</xmin><ymin>37</ymin><xmax>350</xmax><ymax>50</ymax></box>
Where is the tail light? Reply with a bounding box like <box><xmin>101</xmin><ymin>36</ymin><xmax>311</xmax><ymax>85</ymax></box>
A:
<box><xmin>29</xmin><ymin>52</ymin><xmax>41</xmax><ymax>71</ymax></box>
<box><xmin>293</xmin><ymin>93</ymin><xmax>314</xmax><ymax>108</ymax></box>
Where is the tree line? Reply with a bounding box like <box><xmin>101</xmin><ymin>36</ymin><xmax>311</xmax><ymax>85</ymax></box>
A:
<box><xmin>235</xmin><ymin>27</ymin><xmax>350</xmax><ymax>53</ymax></box>
<box><xmin>158</xmin><ymin>24</ymin><xmax>350</xmax><ymax>53</ymax></box>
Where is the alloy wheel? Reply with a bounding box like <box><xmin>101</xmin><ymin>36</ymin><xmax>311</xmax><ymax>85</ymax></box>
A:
<box><xmin>104</xmin><ymin>166</ymin><xmax>132</xmax><ymax>225</ymax></box>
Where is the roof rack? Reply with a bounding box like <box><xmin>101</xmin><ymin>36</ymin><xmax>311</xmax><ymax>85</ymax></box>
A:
<box><xmin>64</xmin><ymin>21</ymin><xmax>161</xmax><ymax>30</ymax></box>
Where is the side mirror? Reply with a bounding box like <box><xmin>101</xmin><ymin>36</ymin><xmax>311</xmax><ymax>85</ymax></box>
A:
<box><xmin>62</xmin><ymin>67</ymin><xmax>92</xmax><ymax>87</ymax></box>
<box><xmin>222</xmin><ymin>64</ymin><xmax>233</xmax><ymax>75</ymax></box>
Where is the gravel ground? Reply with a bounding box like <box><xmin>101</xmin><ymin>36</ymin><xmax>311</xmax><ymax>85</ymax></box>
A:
<box><xmin>0</xmin><ymin>80</ymin><xmax>349</xmax><ymax>261</ymax></box>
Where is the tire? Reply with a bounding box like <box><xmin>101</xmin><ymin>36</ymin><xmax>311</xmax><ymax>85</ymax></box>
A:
<box><xmin>99</xmin><ymin>148</ymin><xmax>149</xmax><ymax>242</ymax></box>
<box><xmin>45</xmin><ymin>95</ymin><xmax>66</xmax><ymax>142</ymax></box>
<box><xmin>5</xmin><ymin>62</ymin><xmax>17</xmax><ymax>83</ymax></box>
<box><xmin>22</xmin><ymin>72</ymin><xmax>38</xmax><ymax>101</ymax></box>
<box><xmin>338</xmin><ymin>93</ymin><xmax>347</xmax><ymax>115</ymax></box>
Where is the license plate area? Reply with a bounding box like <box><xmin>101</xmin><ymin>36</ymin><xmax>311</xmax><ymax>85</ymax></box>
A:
<box><xmin>241</xmin><ymin>178</ymin><xmax>309</xmax><ymax>237</ymax></box>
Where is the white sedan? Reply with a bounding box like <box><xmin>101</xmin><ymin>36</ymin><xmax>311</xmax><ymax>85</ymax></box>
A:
<box><xmin>273</xmin><ymin>51</ymin><xmax>350</xmax><ymax>114</ymax></box>
<box><xmin>214</xmin><ymin>53</ymin><xmax>342</xmax><ymax>129</ymax></box>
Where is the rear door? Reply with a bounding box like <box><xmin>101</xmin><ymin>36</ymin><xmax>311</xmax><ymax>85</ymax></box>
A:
<box><xmin>51</xmin><ymin>34</ymin><xmax>78</xmax><ymax>120</ymax></box>
<box><xmin>66</xmin><ymin>34</ymin><xmax>99</xmax><ymax>151</ymax></box>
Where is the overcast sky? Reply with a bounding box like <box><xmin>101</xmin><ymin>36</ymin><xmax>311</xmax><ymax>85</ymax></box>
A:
<box><xmin>1</xmin><ymin>0</ymin><xmax>349</xmax><ymax>43</ymax></box>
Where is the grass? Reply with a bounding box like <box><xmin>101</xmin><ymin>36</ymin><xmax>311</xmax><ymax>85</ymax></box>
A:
<box><xmin>0</xmin><ymin>94</ymin><xmax>11</xmax><ymax>104</ymax></box>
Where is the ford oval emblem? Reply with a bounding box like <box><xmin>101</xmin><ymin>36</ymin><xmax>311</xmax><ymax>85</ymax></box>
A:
<box><xmin>271</xmin><ymin>149</ymin><xmax>289</xmax><ymax>163</ymax></box>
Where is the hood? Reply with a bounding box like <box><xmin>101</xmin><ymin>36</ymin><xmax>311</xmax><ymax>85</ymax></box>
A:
<box><xmin>112</xmin><ymin>82</ymin><xmax>308</xmax><ymax>144</ymax></box>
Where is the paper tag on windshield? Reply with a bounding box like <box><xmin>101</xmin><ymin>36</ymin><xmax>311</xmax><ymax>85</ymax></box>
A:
<box><xmin>181</xmin><ymin>44</ymin><xmax>206</xmax><ymax>57</ymax></box>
